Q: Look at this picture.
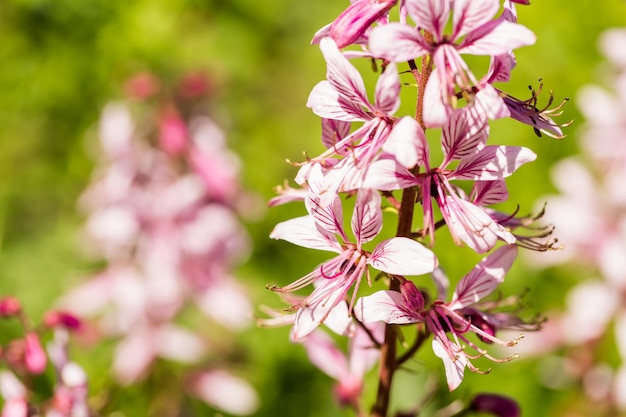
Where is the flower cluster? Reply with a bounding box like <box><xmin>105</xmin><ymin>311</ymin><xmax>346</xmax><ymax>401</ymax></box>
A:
<box><xmin>58</xmin><ymin>73</ymin><xmax>258</xmax><ymax>416</ymax></box>
<box><xmin>522</xmin><ymin>28</ymin><xmax>626</xmax><ymax>415</ymax></box>
<box><xmin>265</xmin><ymin>0</ymin><xmax>565</xmax><ymax>415</ymax></box>
<box><xmin>0</xmin><ymin>297</ymin><xmax>89</xmax><ymax>417</ymax></box>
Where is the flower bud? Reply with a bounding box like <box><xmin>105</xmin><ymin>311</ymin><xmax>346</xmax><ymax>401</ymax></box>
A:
<box><xmin>124</xmin><ymin>72</ymin><xmax>160</xmax><ymax>99</ymax></box>
<box><xmin>0</xmin><ymin>297</ymin><xmax>21</xmax><ymax>318</ymax></box>
<box><xmin>44</xmin><ymin>310</ymin><xmax>82</xmax><ymax>331</ymax></box>
<box><xmin>469</xmin><ymin>393</ymin><xmax>520</xmax><ymax>417</ymax></box>
<box><xmin>159</xmin><ymin>108</ymin><xmax>188</xmax><ymax>155</ymax></box>
<box><xmin>329</xmin><ymin>0</ymin><xmax>397</xmax><ymax>48</ymax></box>
<box><xmin>24</xmin><ymin>332</ymin><xmax>47</xmax><ymax>375</ymax></box>
<box><xmin>400</xmin><ymin>280</ymin><xmax>424</xmax><ymax>313</ymax></box>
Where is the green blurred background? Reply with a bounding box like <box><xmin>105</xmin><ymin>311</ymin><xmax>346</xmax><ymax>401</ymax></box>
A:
<box><xmin>1</xmin><ymin>0</ymin><xmax>626</xmax><ymax>416</ymax></box>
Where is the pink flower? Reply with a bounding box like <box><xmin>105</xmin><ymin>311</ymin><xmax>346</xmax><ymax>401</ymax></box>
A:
<box><xmin>304</xmin><ymin>37</ymin><xmax>402</xmax><ymax>200</ymax></box>
<box><xmin>369</xmin><ymin>0</ymin><xmax>535</xmax><ymax>126</ymax></box>
<box><xmin>269</xmin><ymin>167</ymin><xmax>436</xmax><ymax>338</ymax></box>
<box><xmin>355</xmin><ymin>245</ymin><xmax>522</xmax><ymax>390</ymax></box>
<box><xmin>364</xmin><ymin>108</ymin><xmax>535</xmax><ymax>252</ymax></box>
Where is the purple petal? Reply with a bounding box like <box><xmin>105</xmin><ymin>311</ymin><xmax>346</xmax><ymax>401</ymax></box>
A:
<box><xmin>352</xmin><ymin>189</ymin><xmax>383</xmax><ymax>245</ymax></box>
<box><xmin>449</xmin><ymin>245</ymin><xmax>518</xmax><ymax>310</ymax></box>
<box><xmin>459</xmin><ymin>20</ymin><xmax>536</xmax><ymax>56</ymax></box>
<box><xmin>439</xmin><ymin>193</ymin><xmax>515</xmax><ymax>253</ymax></box>
<box><xmin>452</xmin><ymin>0</ymin><xmax>499</xmax><ymax>40</ymax></box>
<box><xmin>483</xmin><ymin>53</ymin><xmax>516</xmax><ymax>84</ymax></box>
<box><xmin>441</xmin><ymin>108</ymin><xmax>488</xmax><ymax>165</ymax></box>
<box><xmin>307</xmin><ymin>81</ymin><xmax>370</xmax><ymax>121</ymax></box>
<box><xmin>321</xmin><ymin>118</ymin><xmax>352</xmax><ymax>151</ymax></box>
<box><xmin>369</xmin><ymin>237</ymin><xmax>436</xmax><ymax>276</ymax></box>
<box><xmin>400</xmin><ymin>280</ymin><xmax>425</xmax><ymax>312</ymax></box>
<box><xmin>502</xmin><ymin>94</ymin><xmax>565</xmax><ymax>139</ymax></box>
<box><xmin>374</xmin><ymin>62</ymin><xmax>401</xmax><ymax>115</ymax></box>
<box><xmin>450</xmin><ymin>145</ymin><xmax>537</xmax><ymax>181</ymax></box>
<box><xmin>306</xmin><ymin>165</ymin><xmax>347</xmax><ymax>237</ymax></box>
<box><xmin>329</xmin><ymin>0</ymin><xmax>397</xmax><ymax>48</ymax></box>
<box><xmin>320</xmin><ymin>38</ymin><xmax>372</xmax><ymax>110</ymax></box>
<box><xmin>432</xmin><ymin>338</ymin><xmax>466</xmax><ymax>391</ymax></box>
<box><xmin>406</xmin><ymin>0</ymin><xmax>450</xmax><ymax>40</ymax></box>
<box><xmin>470</xmin><ymin>393</ymin><xmax>521</xmax><ymax>417</ymax></box>
<box><xmin>354</xmin><ymin>290</ymin><xmax>419</xmax><ymax>324</ymax></box>
<box><xmin>270</xmin><ymin>216</ymin><xmax>342</xmax><ymax>253</ymax></box>
<box><xmin>471</xmin><ymin>180</ymin><xmax>509</xmax><ymax>206</ymax></box>
<box><xmin>369</xmin><ymin>23</ymin><xmax>429</xmax><ymax>62</ymax></box>
<box><xmin>383</xmin><ymin>116</ymin><xmax>429</xmax><ymax>169</ymax></box>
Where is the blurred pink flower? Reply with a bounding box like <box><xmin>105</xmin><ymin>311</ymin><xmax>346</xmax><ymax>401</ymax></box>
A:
<box><xmin>0</xmin><ymin>371</ymin><xmax>28</xmax><ymax>417</ymax></box>
<box><xmin>299</xmin><ymin>321</ymin><xmax>384</xmax><ymax>407</ymax></box>
<box><xmin>187</xmin><ymin>370</ymin><xmax>259</xmax><ymax>416</ymax></box>
<box><xmin>59</xmin><ymin>80</ymin><xmax>259</xmax><ymax>414</ymax></box>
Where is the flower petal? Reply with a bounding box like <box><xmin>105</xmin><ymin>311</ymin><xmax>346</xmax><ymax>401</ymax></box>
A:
<box><xmin>299</xmin><ymin>330</ymin><xmax>349</xmax><ymax>380</ymax></box>
<box><xmin>352</xmin><ymin>189</ymin><xmax>383</xmax><ymax>245</ymax></box>
<box><xmin>459</xmin><ymin>20</ymin><xmax>536</xmax><ymax>56</ymax></box>
<box><xmin>441</xmin><ymin>108</ymin><xmax>488</xmax><ymax>164</ymax></box>
<box><xmin>321</xmin><ymin>118</ymin><xmax>352</xmax><ymax>151</ymax></box>
<box><xmin>383</xmin><ymin>116</ymin><xmax>429</xmax><ymax>169</ymax></box>
<box><xmin>471</xmin><ymin>180</ymin><xmax>509</xmax><ymax>206</ymax></box>
<box><xmin>293</xmin><ymin>278</ymin><xmax>353</xmax><ymax>339</ymax></box>
<box><xmin>452</xmin><ymin>0</ymin><xmax>499</xmax><ymax>40</ymax></box>
<box><xmin>354</xmin><ymin>290</ymin><xmax>419</xmax><ymax>324</ymax></box>
<box><xmin>329</xmin><ymin>0</ymin><xmax>397</xmax><ymax>48</ymax></box>
<box><xmin>450</xmin><ymin>146</ymin><xmax>537</xmax><ymax>181</ymax></box>
<box><xmin>483</xmin><ymin>53</ymin><xmax>516</xmax><ymax>84</ymax></box>
<box><xmin>362</xmin><ymin>154</ymin><xmax>420</xmax><ymax>191</ymax></box>
<box><xmin>439</xmin><ymin>193</ymin><xmax>515</xmax><ymax>253</ymax></box>
<box><xmin>368</xmin><ymin>237</ymin><xmax>436</xmax><ymax>276</ymax></box>
<box><xmin>270</xmin><ymin>216</ymin><xmax>342</xmax><ymax>253</ymax></box>
<box><xmin>422</xmin><ymin>69</ymin><xmax>451</xmax><ymax>128</ymax></box>
<box><xmin>407</xmin><ymin>0</ymin><xmax>450</xmax><ymax>40</ymax></box>
<box><xmin>374</xmin><ymin>62</ymin><xmax>401</xmax><ymax>115</ymax></box>
<box><xmin>306</xmin><ymin>165</ymin><xmax>347</xmax><ymax>237</ymax></box>
<box><xmin>432</xmin><ymin>338</ymin><xmax>467</xmax><ymax>391</ymax></box>
<box><xmin>307</xmin><ymin>81</ymin><xmax>370</xmax><ymax>121</ymax></box>
<box><xmin>189</xmin><ymin>370</ymin><xmax>259</xmax><ymax>415</ymax></box>
<box><xmin>320</xmin><ymin>37</ymin><xmax>371</xmax><ymax>109</ymax></box>
<box><xmin>449</xmin><ymin>245</ymin><xmax>518</xmax><ymax>310</ymax></box>
<box><xmin>369</xmin><ymin>23</ymin><xmax>429</xmax><ymax>62</ymax></box>
<box><xmin>473</xmin><ymin>85</ymin><xmax>510</xmax><ymax>120</ymax></box>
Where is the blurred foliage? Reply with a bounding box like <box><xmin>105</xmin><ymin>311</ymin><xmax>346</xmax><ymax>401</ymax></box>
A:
<box><xmin>1</xmin><ymin>0</ymin><xmax>626</xmax><ymax>416</ymax></box>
